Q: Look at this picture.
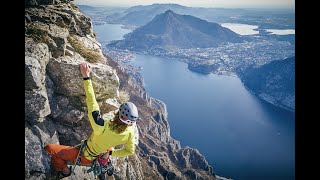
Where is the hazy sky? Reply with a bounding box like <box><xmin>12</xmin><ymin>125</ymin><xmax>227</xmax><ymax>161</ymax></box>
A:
<box><xmin>74</xmin><ymin>0</ymin><xmax>294</xmax><ymax>8</ymax></box>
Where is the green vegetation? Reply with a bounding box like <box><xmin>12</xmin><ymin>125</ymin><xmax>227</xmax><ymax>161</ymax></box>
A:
<box><xmin>26</xmin><ymin>26</ymin><xmax>50</xmax><ymax>44</ymax></box>
<box><xmin>70</xmin><ymin>3</ymin><xmax>79</xmax><ymax>11</ymax></box>
<box><xmin>67</xmin><ymin>35</ymin><xmax>102</xmax><ymax>63</ymax></box>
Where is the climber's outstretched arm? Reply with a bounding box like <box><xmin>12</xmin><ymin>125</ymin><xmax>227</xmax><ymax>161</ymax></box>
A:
<box><xmin>80</xmin><ymin>63</ymin><xmax>105</xmax><ymax>134</ymax></box>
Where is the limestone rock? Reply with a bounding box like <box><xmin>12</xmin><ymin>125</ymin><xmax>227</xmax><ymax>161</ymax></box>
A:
<box><xmin>30</xmin><ymin>118</ymin><xmax>60</xmax><ymax>147</ymax></box>
<box><xmin>46</xmin><ymin>55</ymin><xmax>119</xmax><ymax>99</ymax></box>
<box><xmin>25</xmin><ymin>56</ymin><xmax>42</xmax><ymax>90</ymax></box>
<box><xmin>25</xmin><ymin>89</ymin><xmax>51</xmax><ymax>124</ymax></box>
<box><xmin>25</xmin><ymin>127</ymin><xmax>51</xmax><ymax>179</ymax></box>
<box><xmin>25</xmin><ymin>37</ymin><xmax>50</xmax><ymax>90</ymax></box>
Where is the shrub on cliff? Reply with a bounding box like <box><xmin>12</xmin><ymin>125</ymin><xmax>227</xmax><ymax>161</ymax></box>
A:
<box><xmin>67</xmin><ymin>35</ymin><xmax>102</xmax><ymax>63</ymax></box>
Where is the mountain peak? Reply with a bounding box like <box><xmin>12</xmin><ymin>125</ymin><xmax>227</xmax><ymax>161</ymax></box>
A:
<box><xmin>164</xmin><ymin>9</ymin><xmax>175</xmax><ymax>15</ymax></box>
<box><xmin>162</xmin><ymin>10</ymin><xmax>177</xmax><ymax>20</ymax></box>
<box><xmin>109</xmin><ymin>11</ymin><xmax>243</xmax><ymax>49</ymax></box>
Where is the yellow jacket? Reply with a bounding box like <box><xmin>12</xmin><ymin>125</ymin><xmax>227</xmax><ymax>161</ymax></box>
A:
<box><xmin>82</xmin><ymin>79</ymin><xmax>135</xmax><ymax>161</ymax></box>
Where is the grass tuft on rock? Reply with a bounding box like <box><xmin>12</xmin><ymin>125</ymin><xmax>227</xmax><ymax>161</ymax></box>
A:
<box><xmin>67</xmin><ymin>35</ymin><xmax>102</xmax><ymax>63</ymax></box>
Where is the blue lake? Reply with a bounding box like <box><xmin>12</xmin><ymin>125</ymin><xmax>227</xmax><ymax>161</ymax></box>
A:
<box><xmin>92</xmin><ymin>23</ymin><xmax>131</xmax><ymax>44</ymax></box>
<box><xmin>93</xmin><ymin>23</ymin><xmax>295</xmax><ymax>180</ymax></box>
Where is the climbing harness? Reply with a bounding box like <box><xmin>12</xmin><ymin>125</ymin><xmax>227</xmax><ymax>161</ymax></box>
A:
<box><xmin>69</xmin><ymin>139</ymin><xmax>114</xmax><ymax>179</ymax></box>
<box><xmin>71</xmin><ymin>139</ymin><xmax>87</xmax><ymax>175</ymax></box>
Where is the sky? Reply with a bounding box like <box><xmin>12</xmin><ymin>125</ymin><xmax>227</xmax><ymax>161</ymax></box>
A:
<box><xmin>74</xmin><ymin>0</ymin><xmax>295</xmax><ymax>8</ymax></box>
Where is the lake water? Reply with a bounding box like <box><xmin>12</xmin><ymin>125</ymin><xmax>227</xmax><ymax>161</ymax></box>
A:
<box><xmin>221</xmin><ymin>23</ymin><xmax>295</xmax><ymax>35</ymax></box>
<box><xmin>265</xmin><ymin>29</ymin><xmax>295</xmax><ymax>35</ymax></box>
<box><xmin>92</xmin><ymin>23</ymin><xmax>131</xmax><ymax>44</ymax></box>
<box><xmin>93</xmin><ymin>23</ymin><xmax>295</xmax><ymax>180</ymax></box>
<box><xmin>220</xmin><ymin>23</ymin><xmax>259</xmax><ymax>35</ymax></box>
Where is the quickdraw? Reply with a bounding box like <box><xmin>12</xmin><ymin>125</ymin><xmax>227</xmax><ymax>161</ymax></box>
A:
<box><xmin>87</xmin><ymin>156</ymin><xmax>114</xmax><ymax>177</ymax></box>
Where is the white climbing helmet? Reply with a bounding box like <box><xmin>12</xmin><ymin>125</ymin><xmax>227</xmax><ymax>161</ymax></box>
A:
<box><xmin>118</xmin><ymin>102</ymin><xmax>139</xmax><ymax>125</ymax></box>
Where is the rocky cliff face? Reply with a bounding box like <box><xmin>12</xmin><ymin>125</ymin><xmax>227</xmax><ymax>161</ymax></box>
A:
<box><xmin>25</xmin><ymin>1</ymin><xmax>223</xmax><ymax>179</ymax></box>
<box><xmin>239</xmin><ymin>56</ymin><xmax>295</xmax><ymax>112</ymax></box>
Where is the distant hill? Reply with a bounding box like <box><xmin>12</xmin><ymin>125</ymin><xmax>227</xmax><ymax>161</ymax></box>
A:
<box><xmin>106</xmin><ymin>3</ymin><xmax>189</xmax><ymax>27</ymax></box>
<box><xmin>105</xmin><ymin>3</ymin><xmax>294</xmax><ymax>30</ymax></box>
<box><xmin>104</xmin><ymin>3</ymin><xmax>255</xmax><ymax>27</ymax></box>
<box><xmin>105</xmin><ymin>3</ymin><xmax>251</xmax><ymax>27</ymax></box>
<box><xmin>108</xmin><ymin>10</ymin><xmax>243</xmax><ymax>50</ymax></box>
<box><xmin>77</xmin><ymin>5</ymin><xmax>127</xmax><ymax>25</ymax></box>
<box><xmin>239</xmin><ymin>56</ymin><xmax>295</xmax><ymax>111</ymax></box>
<box><xmin>77</xmin><ymin>5</ymin><xmax>97</xmax><ymax>11</ymax></box>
